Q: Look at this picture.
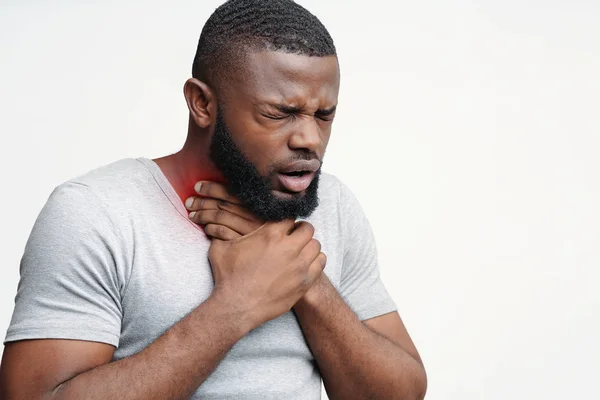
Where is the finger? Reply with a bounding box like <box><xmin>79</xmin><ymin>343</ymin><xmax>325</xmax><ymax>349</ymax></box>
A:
<box><xmin>258</xmin><ymin>218</ymin><xmax>297</xmax><ymax>237</ymax></box>
<box><xmin>286</xmin><ymin>220</ymin><xmax>316</xmax><ymax>249</ymax></box>
<box><xmin>189</xmin><ymin>209</ymin><xmax>260</xmax><ymax>236</ymax></box>
<box><xmin>307</xmin><ymin>252</ymin><xmax>327</xmax><ymax>282</ymax></box>
<box><xmin>194</xmin><ymin>181</ymin><xmax>243</xmax><ymax>205</ymax></box>
<box><xmin>299</xmin><ymin>238</ymin><xmax>322</xmax><ymax>267</ymax></box>
<box><xmin>203</xmin><ymin>224</ymin><xmax>242</xmax><ymax>241</ymax></box>
<box><xmin>185</xmin><ymin>196</ymin><xmax>259</xmax><ymax>223</ymax></box>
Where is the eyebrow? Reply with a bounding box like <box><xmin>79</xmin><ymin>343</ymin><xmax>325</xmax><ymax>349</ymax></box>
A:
<box><xmin>272</xmin><ymin>104</ymin><xmax>337</xmax><ymax>115</ymax></box>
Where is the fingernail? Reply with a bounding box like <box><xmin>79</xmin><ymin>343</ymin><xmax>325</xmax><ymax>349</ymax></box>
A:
<box><xmin>189</xmin><ymin>211</ymin><xmax>196</xmax><ymax>219</ymax></box>
<box><xmin>194</xmin><ymin>182</ymin><xmax>202</xmax><ymax>193</ymax></box>
<box><xmin>185</xmin><ymin>198</ymin><xmax>194</xmax><ymax>209</ymax></box>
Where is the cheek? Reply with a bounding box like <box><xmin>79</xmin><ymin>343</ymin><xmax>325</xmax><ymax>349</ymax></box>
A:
<box><xmin>223</xmin><ymin>112</ymin><xmax>283</xmax><ymax>175</ymax></box>
<box><xmin>320</xmin><ymin>127</ymin><xmax>332</xmax><ymax>149</ymax></box>
<box><xmin>237</xmin><ymin>133</ymin><xmax>287</xmax><ymax>175</ymax></box>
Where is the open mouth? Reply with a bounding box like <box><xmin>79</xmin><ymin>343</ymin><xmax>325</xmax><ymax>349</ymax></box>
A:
<box><xmin>276</xmin><ymin>171</ymin><xmax>315</xmax><ymax>193</ymax></box>
<box><xmin>281</xmin><ymin>170</ymin><xmax>310</xmax><ymax>177</ymax></box>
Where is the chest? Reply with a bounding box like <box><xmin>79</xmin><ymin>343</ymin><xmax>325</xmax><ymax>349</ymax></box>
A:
<box><xmin>114</xmin><ymin>211</ymin><xmax>343</xmax><ymax>358</ymax></box>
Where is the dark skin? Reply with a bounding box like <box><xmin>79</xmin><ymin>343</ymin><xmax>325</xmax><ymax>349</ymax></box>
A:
<box><xmin>0</xmin><ymin>50</ymin><xmax>426</xmax><ymax>399</ymax></box>
<box><xmin>154</xmin><ymin>50</ymin><xmax>339</xmax><ymax>203</ymax></box>
<box><xmin>187</xmin><ymin>182</ymin><xmax>427</xmax><ymax>400</ymax></box>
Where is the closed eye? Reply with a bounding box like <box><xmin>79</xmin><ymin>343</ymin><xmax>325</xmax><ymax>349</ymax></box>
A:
<box><xmin>262</xmin><ymin>112</ymin><xmax>300</xmax><ymax>122</ymax></box>
<box><xmin>262</xmin><ymin>105</ymin><xmax>337</xmax><ymax>121</ymax></box>
<box><xmin>262</xmin><ymin>113</ymin><xmax>288</xmax><ymax>120</ymax></box>
<box><xmin>315</xmin><ymin>106</ymin><xmax>337</xmax><ymax>121</ymax></box>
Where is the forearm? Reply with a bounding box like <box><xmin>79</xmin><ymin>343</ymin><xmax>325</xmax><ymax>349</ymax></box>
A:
<box><xmin>293</xmin><ymin>276</ymin><xmax>426</xmax><ymax>400</ymax></box>
<box><xmin>51</xmin><ymin>293</ymin><xmax>252</xmax><ymax>400</ymax></box>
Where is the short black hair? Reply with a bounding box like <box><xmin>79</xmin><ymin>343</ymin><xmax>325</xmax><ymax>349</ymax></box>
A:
<box><xmin>192</xmin><ymin>0</ymin><xmax>336</xmax><ymax>86</ymax></box>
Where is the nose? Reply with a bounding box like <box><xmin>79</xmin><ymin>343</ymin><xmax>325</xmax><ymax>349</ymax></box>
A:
<box><xmin>288</xmin><ymin>118</ymin><xmax>322</xmax><ymax>153</ymax></box>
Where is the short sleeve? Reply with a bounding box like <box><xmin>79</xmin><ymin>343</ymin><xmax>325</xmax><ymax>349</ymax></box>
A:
<box><xmin>338</xmin><ymin>179</ymin><xmax>397</xmax><ymax>321</ymax></box>
<box><xmin>4</xmin><ymin>182</ymin><xmax>124</xmax><ymax>347</ymax></box>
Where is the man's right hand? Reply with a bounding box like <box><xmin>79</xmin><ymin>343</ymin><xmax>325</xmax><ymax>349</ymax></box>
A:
<box><xmin>208</xmin><ymin>219</ymin><xmax>326</xmax><ymax>328</ymax></box>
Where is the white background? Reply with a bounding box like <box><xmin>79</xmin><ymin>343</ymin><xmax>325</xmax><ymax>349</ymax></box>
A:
<box><xmin>1</xmin><ymin>1</ymin><xmax>599</xmax><ymax>399</ymax></box>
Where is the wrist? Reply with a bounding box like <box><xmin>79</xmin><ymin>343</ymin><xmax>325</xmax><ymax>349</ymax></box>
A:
<box><xmin>294</xmin><ymin>273</ymin><xmax>329</xmax><ymax>312</ymax></box>
<box><xmin>206</xmin><ymin>287</ymin><xmax>257</xmax><ymax>337</ymax></box>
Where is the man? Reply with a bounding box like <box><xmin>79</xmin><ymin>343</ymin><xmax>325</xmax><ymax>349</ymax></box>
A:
<box><xmin>0</xmin><ymin>1</ymin><xmax>427</xmax><ymax>399</ymax></box>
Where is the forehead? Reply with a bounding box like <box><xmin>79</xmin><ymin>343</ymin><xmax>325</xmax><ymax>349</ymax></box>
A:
<box><xmin>226</xmin><ymin>50</ymin><xmax>340</xmax><ymax>107</ymax></box>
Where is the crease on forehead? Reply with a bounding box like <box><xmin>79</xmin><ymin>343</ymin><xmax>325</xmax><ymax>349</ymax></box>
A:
<box><xmin>222</xmin><ymin>49</ymin><xmax>339</xmax><ymax>109</ymax></box>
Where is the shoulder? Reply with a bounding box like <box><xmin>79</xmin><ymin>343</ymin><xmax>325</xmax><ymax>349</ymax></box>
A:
<box><xmin>308</xmin><ymin>171</ymin><xmax>360</xmax><ymax>229</ymax></box>
<box><xmin>43</xmin><ymin>157</ymin><xmax>156</xmax><ymax>222</ymax></box>
<box><xmin>315</xmin><ymin>171</ymin><xmax>362</xmax><ymax>215</ymax></box>
<box><xmin>66</xmin><ymin>158</ymin><xmax>151</xmax><ymax>203</ymax></box>
<box><xmin>36</xmin><ymin>158</ymin><xmax>150</xmax><ymax>240</ymax></box>
<box><xmin>316</xmin><ymin>171</ymin><xmax>343</xmax><ymax>204</ymax></box>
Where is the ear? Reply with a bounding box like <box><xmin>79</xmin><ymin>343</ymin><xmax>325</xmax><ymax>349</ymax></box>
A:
<box><xmin>183</xmin><ymin>78</ymin><xmax>216</xmax><ymax>129</ymax></box>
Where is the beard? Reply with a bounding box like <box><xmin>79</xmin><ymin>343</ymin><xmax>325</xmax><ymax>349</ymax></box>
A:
<box><xmin>208</xmin><ymin>109</ymin><xmax>321</xmax><ymax>222</ymax></box>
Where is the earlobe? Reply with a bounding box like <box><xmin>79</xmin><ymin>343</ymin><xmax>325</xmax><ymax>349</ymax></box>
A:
<box><xmin>183</xmin><ymin>78</ymin><xmax>215</xmax><ymax>129</ymax></box>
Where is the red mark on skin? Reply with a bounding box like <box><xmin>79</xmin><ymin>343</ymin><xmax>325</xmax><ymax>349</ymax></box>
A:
<box><xmin>179</xmin><ymin>174</ymin><xmax>228</xmax><ymax>203</ymax></box>
<box><xmin>177</xmin><ymin>174</ymin><xmax>229</xmax><ymax>235</ymax></box>
<box><xmin>152</xmin><ymin>156</ymin><xmax>229</xmax><ymax>235</ymax></box>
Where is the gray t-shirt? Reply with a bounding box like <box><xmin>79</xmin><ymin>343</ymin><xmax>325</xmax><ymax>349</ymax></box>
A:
<box><xmin>5</xmin><ymin>157</ymin><xmax>396</xmax><ymax>399</ymax></box>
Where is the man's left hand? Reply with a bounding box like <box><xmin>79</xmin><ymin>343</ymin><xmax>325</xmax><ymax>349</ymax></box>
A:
<box><xmin>185</xmin><ymin>181</ymin><xmax>265</xmax><ymax>240</ymax></box>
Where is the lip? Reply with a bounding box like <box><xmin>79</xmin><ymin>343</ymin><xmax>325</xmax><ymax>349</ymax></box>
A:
<box><xmin>276</xmin><ymin>172</ymin><xmax>316</xmax><ymax>193</ymax></box>
<box><xmin>279</xmin><ymin>159</ymin><xmax>321</xmax><ymax>174</ymax></box>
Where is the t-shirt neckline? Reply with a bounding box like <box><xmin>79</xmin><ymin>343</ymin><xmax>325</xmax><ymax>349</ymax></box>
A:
<box><xmin>136</xmin><ymin>157</ymin><xmax>189</xmax><ymax>219</ymax></box>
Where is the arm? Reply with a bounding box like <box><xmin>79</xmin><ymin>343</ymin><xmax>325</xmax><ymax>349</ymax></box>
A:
<box><xmin>1</xmin><ymin>182</ymin><xmax>245</xmax><ymax>399</ymax></box>
<box><xmin>184</xmin><ymin>179</ymin><xmax>427</xmax><ymax>399</ymax></box>
<box><xmin>290</xmin><ymin>178</ymin><xmax>426</xmax><ymax>399</ymax></box>
<box><xmin>293</xmin><ymin>275</ymin><xmax>427</xmax><ymax>400</ymax></box>
<box><xmin>1</xmin><ymin>182</ymin><xmax>323</xmax><ymax>400</ymax></box>
<box><xmin>0</xmin><ymin>293</ymin><xmax>251</xmax><ymax>400</ymax></box>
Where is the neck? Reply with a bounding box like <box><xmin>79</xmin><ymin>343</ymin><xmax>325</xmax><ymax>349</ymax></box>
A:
<box><xmin>153</xmin><ymin>131</ymin><xmax>227</xmax><ymax>204</ymax></box>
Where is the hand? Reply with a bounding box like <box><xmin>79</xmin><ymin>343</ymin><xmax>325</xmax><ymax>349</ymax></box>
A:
<box><xmin>209</xmin><ymin>219</ymin><xmax>327</xmax><ymax>327</ymax></box>
<box><xmin>185</xmin><ymin>181</ymin><xmax>264</xmax><ymax>240</ymax></box>
<box><xmin>186</xmin><ymin>181</ymin><xmax>326</xmax><ymax>325</ymax></box>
